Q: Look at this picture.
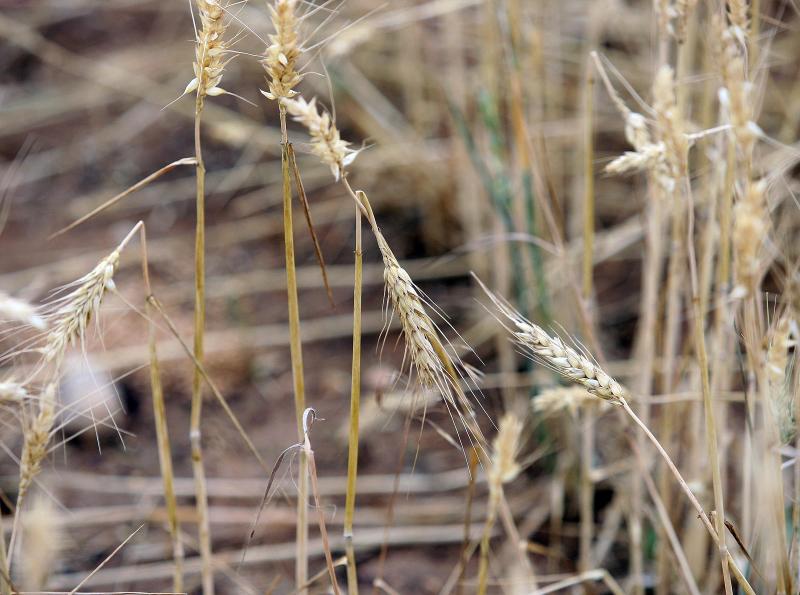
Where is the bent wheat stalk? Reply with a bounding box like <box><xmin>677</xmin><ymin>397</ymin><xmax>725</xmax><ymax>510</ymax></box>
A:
<box><xmin>480</xmin><ymin>280</ymin><xmax>755</xmax><ymax>594</ymax></box>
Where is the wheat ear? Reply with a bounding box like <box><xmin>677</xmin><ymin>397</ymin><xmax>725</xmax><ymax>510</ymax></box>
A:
<box><xmin>481</xmin><ymin>281</ymin><xmax>758</xmax><ymax>593</ymax></box>
<box><xmin>477</xmin><ymin>414</ymin><xmax>522</xmax><ymax>595</ymax></box>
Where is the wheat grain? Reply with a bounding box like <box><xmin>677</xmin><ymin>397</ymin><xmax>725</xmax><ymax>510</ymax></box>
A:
<box><xmin>262</xmin><ymin>0</ymin><xmax>303</xmax><ymax>101</ymax></box>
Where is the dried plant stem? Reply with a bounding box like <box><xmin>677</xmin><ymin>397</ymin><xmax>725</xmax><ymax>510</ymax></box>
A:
<box><xmin>618</xmin><ymin>398</ymin><xmax>753</xmax><ymax>594</ymax></box>
<box><xmin>191</xmin><ymin>89</ymin><xmax>214</xmax><ymax>595</ymax></box>
<box><xmin>579</xmin><ymin>406</ymin><xmax>594</xmax><ymax>573</ymax></box>
<box><xmin>684</xmin><ymin>173</ymin><xmax>733</xmax><ymax>595</ymax></box>
<box><xmin>303</xmin><ymin>413</ymin><xmax>342</xmax><ymax>595</ymax></box>
<box><xmin>280</xmin><ymin>102</ymin><xmax>308</xmax><ymax>593</ymax></box>
<box><xmin>0</xmin><ymin>508</ymin><xmax>10</xmax><ymax>595</ymax></box>
<box><xmin>582</xmin><ymin>64</ymin><xmax>595</xmax><ymax>301</ymax></box>
<box><xmin>656</xmin><ymin>198</ymin><xmax>684</xmax><ymax>591</ymax></box>
<box><xmin>344</xmin><ymin>204</ymin><xmax>363</xmax><ymax>595</ymax></box>
<box><xmin>476</xmin><ymin>488</ymin><xmax>500</xmax><ymax>595</ymax></box>
<box><xmin>142</xmin><ymin>236</ymin><xmax>184</xmax><ymax>594</ymax></box>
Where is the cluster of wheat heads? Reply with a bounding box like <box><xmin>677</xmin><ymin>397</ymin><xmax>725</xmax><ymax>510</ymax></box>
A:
<box><xmin>2</xmin><ymin>0</ymin><xmax>800</xmax><ymax>592</ymax></box>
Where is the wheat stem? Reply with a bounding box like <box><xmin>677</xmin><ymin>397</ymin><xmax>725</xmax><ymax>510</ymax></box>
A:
<box><xmin>279</xmin><ymin>102</ymin><xmax>309</xmax><ymax>593</ymax></box>
<box><xmin>141</xmin><ymin>231</ymin><xmax>184</xmax><ymax>593</ymax></box>
<box><xmin>191</xmin><ymin>82</ymin><xmax>214</xmax><ymax>595</ymax></box>
<box><xmin>344</xmin><ymin>202</ymin><xmax>363</xmax><ymax>595</ymax></box>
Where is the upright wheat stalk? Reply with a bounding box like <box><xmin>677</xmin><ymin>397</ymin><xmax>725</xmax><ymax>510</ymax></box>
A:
<box><xmin>262</xmin><ymin>2</ymin><xmax>309</xmax><ymax>588</ymax></box>
<box><xmin>186</xmin><ymin>1</ymin><xmax>231</xmax><ymax>591</ymax></box>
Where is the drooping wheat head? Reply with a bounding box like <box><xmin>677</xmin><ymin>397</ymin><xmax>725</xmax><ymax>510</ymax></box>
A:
<box><xmin>41</xmin><ymin>249</ymin><xmax>120</xmax><ymax>364</ymax></box>
<box><xmin>284</xmin><ymin>96</ymin><xmax>358</xmax><ymax>180</ymax></box>
<box><xmin>262</xmin><ymin>0</ymin><xmax>303</xmax><ymax>101</ymax></box>
<box><xmin>185</xmin><ymin>0</ymin><xmax>230</xmax><ymax>98</ymax></box>
<box><xmin>483</xmin><ymin>283</ymin><xmax>626</xmax><ymax>403</ymax></box>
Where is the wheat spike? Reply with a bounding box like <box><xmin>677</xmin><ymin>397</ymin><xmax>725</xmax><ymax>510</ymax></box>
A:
<box><xmin>0</xmin><ymin>292</ymin><xmax>46</xmax><ymax>330</ymax></box>
<box><xmin>767</xmin><ymin>314</ymin><xmax>796</xmax><ymax>443</ymax></box>
<box><xmin>732</xmin><ymin>179</ymin><xmax>768</xmax><ymax>296</ymax></box>
<box><xmin>18</xmin><ymin>384</ymin><xmax>56</xmax><ymax>501</ymax></box>
<box><xmin>284</xmin><ymin>96</ymin><xmax>358</xmax><ymax>180</ymax></box>
<box><xmin>185</xmin><ymin>0</ymin><xmax>230</xmax><ymax>98</ymax></box>
<box><xmin>262</xmin><ymin>0</ymin><xmax>303</xmax><ymax>101</ymax></box>
<box><xmin>482</xmin><ymin>283</ymin><xmax>626</xmax><ymax>403</ymax></box>
<box><xmin>42</xmin><ymin>249</ymin><xmax>119</xmax><ymax>363</ymax></box>
<box><xmin>489</xmin><ymin>413</ymin><xmax>522</xmax><ymax>490</ymax></box>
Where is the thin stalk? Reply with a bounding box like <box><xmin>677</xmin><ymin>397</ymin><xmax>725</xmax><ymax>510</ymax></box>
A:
<box><xmin>344</xmin><ymin>204</ymin><xmax>363</xmax><ymax>595</ymax></box>
<box><xmin>303</xmin><ymin>413</ymin><xmax>342</xmax><ymax>595</ymax></box>
<box><xmin>619</xmin><ymin>398</ymin><xmax>754</xmax><ymax>594</ymax></box>
<box><xmin>476</xmin><ymin>489</ymin><xmax>500</xmax><ymax>595</ymax></box>
<box><xmin>191</xmin><ymin>89</ymin><xmax>214</xmax><ymax>595</ymax></box>
<box><xmin>279</xmin><ymin>102</ymin><xmax>308</xmax><ymax>593</ymax></box>
<box><xmin>684</xmin><ymin>171</ymin><xmax>733</xmax><ymax>595</ymax></box>
<box><xmin>582</xmin><ymin>64</ymin><xmax>595</xmax><ymax>301</ymax></box>
<box><xmin>0</xmin><ymin>507</ymin><xmax>10</xmax><ymax>595</ymax></box>
<box><xmin>456</xmin><ymin>448</ymin><xmax>480</xmax><ymax>595</ymax></box>
<box><xmin>142</xmin><ymin>234</ymin><xmax>184</xmax><ymax>593</ymax></box>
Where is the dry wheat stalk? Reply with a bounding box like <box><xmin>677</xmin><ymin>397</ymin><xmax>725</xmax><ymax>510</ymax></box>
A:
<box><xmin>284</xmin><ymin>97</ymin><xmax>358</xmax><ymax>180</ymax></box>
<box><xmin>0</xmin><ymin>292</ymin><xmax>45</xmax><ymax>330</ymax></box>
<box><xmin>185</xmin><ymin>0</ymin><xmax>230</xmax><ymax>98</ymax></box>
<box><xmin>262</xmin><ymin>0</ymin><xmax>303</xmax><ymax>101</ymax></box>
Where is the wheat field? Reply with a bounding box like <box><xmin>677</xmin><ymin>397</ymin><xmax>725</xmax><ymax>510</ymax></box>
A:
<box><xmin>0</xmin><ymin>0</ymin><xmax>799</xmax><ymax>593</ymax></box>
